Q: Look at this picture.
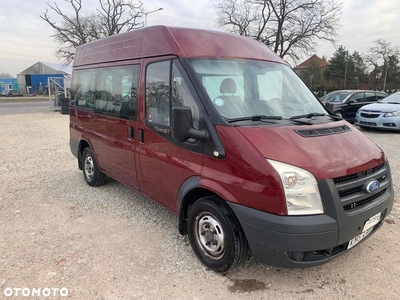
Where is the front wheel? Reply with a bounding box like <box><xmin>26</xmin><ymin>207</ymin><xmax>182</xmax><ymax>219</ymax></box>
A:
<box><xmin>82</xmin><ymin>147</ymin><xmax>107</xmax><ymax>187</ymax></box>
<box><xmin>187</xmin><ymin>196</ymin><xmax>248</xmax><ymax>274</ymax></box>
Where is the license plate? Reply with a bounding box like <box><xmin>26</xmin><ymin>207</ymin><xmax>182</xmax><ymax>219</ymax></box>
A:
<box><xmin>363</xmin><ymin>212</ymin><xmax>381</xmax><ymax>232</ymax></box>
<box><xmin>347</xmin><ymin>212</ymin><xmax>381</xmax><ymax>250</ymax></box>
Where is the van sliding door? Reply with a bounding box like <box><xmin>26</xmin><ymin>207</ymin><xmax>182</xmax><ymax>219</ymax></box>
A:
<box><xmin>92</xmin><ymin>64</ymin><xmax>140</xmax><ymax>191</ymax></box>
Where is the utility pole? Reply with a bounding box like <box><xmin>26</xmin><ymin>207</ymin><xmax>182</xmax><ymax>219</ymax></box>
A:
<box><xmin>344</xmin><ymin>51</ymin><xmax>348</xmax><ymax>89</ymax></box>
<box><xmin>383</xmin><ymin>63</ymin><xmax>388</xmax><ymax>91</ymax></box>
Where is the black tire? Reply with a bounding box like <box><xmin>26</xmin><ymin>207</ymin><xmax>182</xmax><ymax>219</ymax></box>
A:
<box><xmin>358</xmin><ymin>125</ymin><xmax>371</xmax><ymax>131</ymax></box>
<box><xmin>82</xmin><ymin>147</ymin><xmax>107</xmax><ymax>187</ymax></box>
<box><xmin>334</xmin><ymin>111</ymin><xmax>343</xmax><ymax>119</ymax></box>
<box><xmin>187</xmin><ymin>196</ymin><xmax>248</xmax><ymax>274</ymax></box>
<box><xmin>60</xmin><ymin>107</ymin><xmax>69</xmax><ymax>115</ymax></box>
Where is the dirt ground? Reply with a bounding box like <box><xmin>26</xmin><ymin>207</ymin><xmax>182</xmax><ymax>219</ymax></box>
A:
<box><xmin>0</xmin><ymin>112</ymin><xmax>399</xmax><ymax>299</ymax></box>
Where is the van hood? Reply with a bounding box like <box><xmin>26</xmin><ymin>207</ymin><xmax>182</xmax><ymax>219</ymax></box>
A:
<box><xmin>235</xmin><ymin>122</ymin><xmax>385</xmax><ymax>179</ymax></box>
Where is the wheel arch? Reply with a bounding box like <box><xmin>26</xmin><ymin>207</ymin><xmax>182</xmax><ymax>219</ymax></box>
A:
<box><xmin>177</xmin><ymin>177</ymin><xmax>240</xmax><ymax>235</ymax></box>
<box><xmin>77</xmin><ymin>139</ymin><xmax>91</xmax><ymax>170</ymax></box>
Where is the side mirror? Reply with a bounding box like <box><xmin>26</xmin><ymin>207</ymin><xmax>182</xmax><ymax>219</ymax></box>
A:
<box><xmin>171</xmin><ymin>107</ymin><xmax>208</xmax><ymax>143</ymax></box>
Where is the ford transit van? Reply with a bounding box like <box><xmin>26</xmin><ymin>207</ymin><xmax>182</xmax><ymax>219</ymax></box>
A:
<box><xmin>69</xmin><ymin>26</ymin><xmax>393</xmax><ymax>273</ymax></box>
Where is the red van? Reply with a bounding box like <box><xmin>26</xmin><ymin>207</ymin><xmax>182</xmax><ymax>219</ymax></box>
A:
<box><xmin>69</xmin><ymin>26</ymin><xmax>393</xmax><ymax>273</ymax></box>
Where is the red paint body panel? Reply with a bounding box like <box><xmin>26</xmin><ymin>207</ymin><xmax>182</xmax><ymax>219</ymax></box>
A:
<box><xmin>73</xmin><ymin>26</ymin><xmax>284</xmax><ymax>67</ymax></box>
<box><xmin>201</xmin><ymin>125</ymin><xmax>287</xmax><ymax>215</ymax></box>
<box><xmin>235</xmin><ymin>122</ymin><xmax>385</xmax><ymax>179</ymax></box>
<box><xmin>91</xmin><ymin>114</ymin><xmax>139</xmax><ymax>191</ymax></box>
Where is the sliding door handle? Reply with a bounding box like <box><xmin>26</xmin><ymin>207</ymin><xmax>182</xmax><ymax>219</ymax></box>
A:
<box><xmin>139</xmin><ymin>128</ymin><xmax>144</xmax><ymax>143</ymax></box>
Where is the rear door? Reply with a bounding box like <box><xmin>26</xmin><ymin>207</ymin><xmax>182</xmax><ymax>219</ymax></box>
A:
<box><xmin>365</xmin><ymin>92</ymin><xmax>378</xmax><ymax>105</ymax></box>
<box><xmin>344</xmin><ymin>92</ymin><xmax>365</xmax><ymax>120</ymax></box>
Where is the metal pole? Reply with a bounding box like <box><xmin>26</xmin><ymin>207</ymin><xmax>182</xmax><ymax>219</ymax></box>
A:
<box><xmin>383</xmin><ymin>65</ymin><xmax>388</xmax><ymax>91</ymax></box>
<box><xmin>344</xmin><ymin>51</ymin><xmax>348</xmax><ymax>89</ymax></box>
<box><xmin>144</xmin><ymin>8</ymin><xmax>163</xmax><ymax>27</ymax></box>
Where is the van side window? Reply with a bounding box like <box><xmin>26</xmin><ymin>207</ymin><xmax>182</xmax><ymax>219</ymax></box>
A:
<box><xmin>171</xmin><ymin>60</ymin><xmax>200</xmax><ymax>129</ymax></box>
<box><xmin>97</xmin><ymin>65</ymin><xmax>139</xmax><ymax>120</ymax></box>
<box><xmin>71</xmin><ymin>69</ymin><xmax>96</xmax><ymax>108</ymax></box>
<box><xmin>146</xmin><ymin>61</ymin><xmax>171</xmax><ymax>125</ymax></box>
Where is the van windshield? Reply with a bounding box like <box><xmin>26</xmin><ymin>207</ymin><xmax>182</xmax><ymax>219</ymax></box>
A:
<box><xmin>189</xmin><ymin>59</ymin><xmax>326</xmax><ymax>120</ymax></box>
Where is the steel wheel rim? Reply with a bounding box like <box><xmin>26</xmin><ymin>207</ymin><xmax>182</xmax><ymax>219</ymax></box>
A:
<box><xmin>195</xmin><ymin>212</ymin><xmax>225</xmax><ymax>260</ymax></box>
<box><xmin>84</xmin><ymin>155</ymin><xmax>94</xmax><ymax>180</ymax></box>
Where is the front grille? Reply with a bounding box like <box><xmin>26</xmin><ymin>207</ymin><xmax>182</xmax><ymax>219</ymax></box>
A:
<box><xmin>333</xmin><ymin>163</ymin><xmax>385</xmax><ymax>184</ymax></box>
<box><xmin>359</xmin><ymin>121</ymin><xmax>377</xmax><ymax>126</ymax></box>
<box><xmin>343</xmin><ymin>189</ymin><xmax>386</xmax><ymax>210</ymax></box>
<box><xmin>360</xmin><ymin>112</ymin><xmax>380</xmax><ymax>118</ymax></box>
<box><xmin>332</xmin><ymin>163</ymin><xmax>390</xmax><ymax>212</ymax></box>
<box><xmin>295</xmin><ymin>125</ymin><xmax>351</xmax><ymax>137</ymax></box>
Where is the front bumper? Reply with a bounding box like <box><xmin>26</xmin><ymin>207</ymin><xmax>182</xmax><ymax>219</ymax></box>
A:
<box><xmin>355</xmin><ymin>114</ymin><xmax>400</xmax><ymax>130</ymax></box>
<box><xmin>227</xmin><ymin>162</ymin><xmax>394</xmax><ymax>268</ymax></box>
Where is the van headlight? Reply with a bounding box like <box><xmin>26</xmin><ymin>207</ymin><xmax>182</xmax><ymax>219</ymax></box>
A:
<box><xmin>268</xmin><ymin>159</ymin><xmax>323</xmax><ymax>215</ymax></box>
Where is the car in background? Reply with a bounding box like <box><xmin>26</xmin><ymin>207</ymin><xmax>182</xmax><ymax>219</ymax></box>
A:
<box><xmin>1</xmin><ymin>89</ymin><xmax>23</xmax><ymax>97</ymax></box>
<box><xmin>320</xmin><ymin>90</ymin><xmax>387</xmax><ymax>122</ymax></box>
<box><xmin>355</xmin><ymin>92</ymin><xmax>400</xmax><ymax>131</ymax></box>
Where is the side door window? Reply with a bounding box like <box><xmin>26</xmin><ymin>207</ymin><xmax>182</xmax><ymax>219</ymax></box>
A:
<box><xmin>97</xmin><ymin>65</ymin><xmax>139</xmax><ymax>120</ymax></box>
<box><xmin>146</xmin><ymin>61</ymin><xmax>171</xmax><ymax>126</ymax></box>
<box><xmin>146</xmin><ymin>59</ymin><xmax>201</xmax><ymax>130</ymax></box>
<box><xmin>171</xmin><ymin>59</ymin><xmax>200</xmax><ymax>129</ymax></box>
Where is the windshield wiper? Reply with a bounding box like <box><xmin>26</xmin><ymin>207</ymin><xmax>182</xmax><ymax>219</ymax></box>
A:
<box><xmin>227</xmin><ymin>115</ymin><xmax>282</xmax><ymax>123</ymax></box>
<box><xmin>290</xmin><ymin>112</ymin><xmax>341</xmax><ymax>122</ymax></box>
<box><xmin>290</xmin><ymin>113</ymin><xmax>326</xmax><ymax>119</ymax></box>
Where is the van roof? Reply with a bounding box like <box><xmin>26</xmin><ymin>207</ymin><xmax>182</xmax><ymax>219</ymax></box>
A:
<box><xmin>73</xmin><ymin>26</ymin><xmax>284</xmax><ymax>67</ymax></box>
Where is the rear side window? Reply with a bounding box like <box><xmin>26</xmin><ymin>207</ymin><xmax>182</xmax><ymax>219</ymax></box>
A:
<box><xmin>71</xmin><ymin>65</ymin><xmax>140</xmax><ymax>120</ymax></box>
<box><xmin>71</xmin><ymin>69</ymin><xmax>96</xmax><ymax>108</ymax></box>
<box><xmin>348</xmin><ymin>93</ymin><xmax>364</xmax><ymax>103</ymax></box>
<box><xmin>376</xmin><ymin>92</ymin><xmax>387</xmax><ymax>100</ymax></box>
<box><xmin>365</xmin><ymin>92</ymin><xmax>377</xmax><ymax>102</ymax></box>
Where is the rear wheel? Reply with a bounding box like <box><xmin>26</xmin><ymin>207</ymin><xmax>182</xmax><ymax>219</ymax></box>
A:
<box><xmin>82</xmin><ymin>147</ymin><xmax>106</xmax><ymax>187</ymax></box>
<box><xmin>187</xmin><ymin>196</ymin><xmax>248</xmax><ymax>274</ymax></box>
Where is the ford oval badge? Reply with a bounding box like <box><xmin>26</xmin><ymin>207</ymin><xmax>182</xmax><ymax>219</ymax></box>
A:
<box><xmin>365</xmin><ymin>180</ymin><xmax>380</xmax><ymax>194</ymax></box>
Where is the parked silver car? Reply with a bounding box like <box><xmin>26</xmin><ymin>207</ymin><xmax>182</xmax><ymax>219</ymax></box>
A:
<box><xmin>355</xmin><ymin>92</ymin><xmax>400</xmax><ymax>131</ymax></box>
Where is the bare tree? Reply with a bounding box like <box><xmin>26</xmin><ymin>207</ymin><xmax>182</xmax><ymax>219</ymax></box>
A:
<box><xmin>41</xmin><ymin>0</ymin><xmax>144</xmax><ymax>64</ymax></box>
<box><xmin>0</xmin><ymin>72</ymin><xmax>13</xmax><ymax>78</ymax></box>
<box><xmin>365</xmin><ymin>39</ymin><xmax>400</xmax><ymax>91</ymax></box>
<box><xmin>215</xmin><ymin>0</ymin><xmax>342</xmax><ymax>62</ymax></box>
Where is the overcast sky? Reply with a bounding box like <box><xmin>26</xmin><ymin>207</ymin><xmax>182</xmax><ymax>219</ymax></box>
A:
<box><xmin>1</xmin><ymin>0</ymin><xmax>399</xmax><ymax>77</ymax></box>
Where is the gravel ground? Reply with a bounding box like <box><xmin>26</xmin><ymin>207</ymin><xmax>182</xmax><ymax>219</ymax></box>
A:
<box><xmin>0</xmin><ymin>112</ymin><xmax>399</xmax><ymax>299</ymax></box>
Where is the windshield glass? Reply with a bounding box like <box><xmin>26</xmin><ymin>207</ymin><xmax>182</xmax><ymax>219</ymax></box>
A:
<box><xmin>190</xmin><ymin>59</ymin><xmax>327</xmax><ymax>119</ymax></box>
<box><xmin>380</xmin><ymin>93</ymin><xmax>400</xmax><ymax>104</ymax></box>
